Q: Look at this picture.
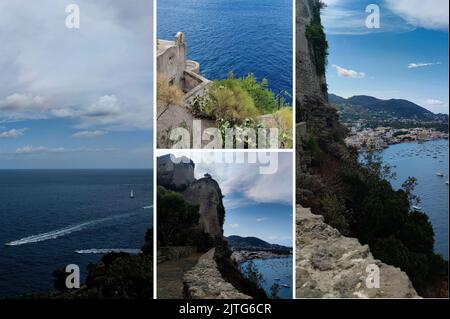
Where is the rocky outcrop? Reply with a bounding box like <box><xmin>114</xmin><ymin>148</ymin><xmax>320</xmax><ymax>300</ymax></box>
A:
<box><xmin>182</xmin><ymin>177</ymin><xmax>224</xmax><ymax>238</ymax></box>
<box><xmin>157</xmin><ymin>154</ymin><xmax>224</xmax><ymax>238</ymax></box>
<box><xmin>296</xmin><ymin>0</ymin><xmax>327</xmax><ymax>111</ymax></box>
<box><xmin>296</xmin><ymin>206</ymin><xmax>419</xmax><ymax>298</ymax></box>
<box><xmin>184</xmin><ymin>249</ymin><xmax>252</xmax><ymax>299</ymax></box>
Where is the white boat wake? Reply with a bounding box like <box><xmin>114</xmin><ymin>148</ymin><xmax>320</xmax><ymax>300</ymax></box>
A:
<box><xmin>5</xmin><ymin>210</ymin><xmax>146</xmax><ymax>246</ymax></box>
<box><xmin>75</xmin><ymin>248</ymin><xmax>141</xmax><ymax>254</ymax></box>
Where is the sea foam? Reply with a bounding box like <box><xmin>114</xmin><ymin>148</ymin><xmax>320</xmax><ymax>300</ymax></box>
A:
<box><xmin>5</xmin><ymin>211</ymin><xmax>144</xmax><ymax>246</ymax></box>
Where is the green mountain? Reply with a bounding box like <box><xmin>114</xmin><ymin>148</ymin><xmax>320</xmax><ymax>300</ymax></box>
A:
<box><xmin>225</xmin><ymin>235</ymin><xmax>291</xmax><ymax>251</ymax></box>
<box><xmin>329</xmin><ymin>93</ymin><xmax>448</xmax><ymax>119</ymax></box>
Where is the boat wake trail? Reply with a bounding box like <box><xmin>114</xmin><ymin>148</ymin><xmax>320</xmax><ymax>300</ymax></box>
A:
<box><xmin>5</xmin><ymin>211</ymin><xmax>144</xmax><ymax>246</ymax></box>
<box><xmin>76</xmin><ymin>248</ymin><xmax>141</xmax><ymax>254</ymax></box>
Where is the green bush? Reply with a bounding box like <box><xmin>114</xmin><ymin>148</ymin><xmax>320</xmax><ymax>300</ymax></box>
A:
<box><xmin>188</xmin><ymin>230</ymin><xmax>215</xmax><ymax>253</ymax></box>
<box><xmin>157</xmin><ymin>186</ymin><xmax>200</xmax><ymax>246</ymax></box>
<box><xmin>208</xmin><ymin>82</ymin><xmax>259</xmax><ymax>123</ymax></box>
<box><xmin>305</xmin><ymin>2</ymin><xmax>329</xmax><ymax>75</ymax></box>
<box><xmin>305</xmin><ymin>137</ymin><xmax>324</xmax><ymax>167</ymax></box>
<box><xmin>84</xmin><ymin>253</ymin><xmax>153</xmax><ymax>299</ymax></box>
<box><xmin>338</xmin><ymin>151</ymin><xmax>448</xmax><ymax>295</ymax></box>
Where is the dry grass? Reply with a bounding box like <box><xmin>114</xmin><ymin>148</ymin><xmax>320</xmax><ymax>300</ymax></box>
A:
<box><xmin>157</xmin><ymin>73</ymin><xmax>184</xmax><ymax>113</ymax></box>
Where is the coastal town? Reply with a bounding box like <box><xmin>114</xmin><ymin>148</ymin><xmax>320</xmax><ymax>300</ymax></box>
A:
<box><xmin>344</xmin><ymin>121</ymin><xmax>449</xmax><ymax>150</ymax></box>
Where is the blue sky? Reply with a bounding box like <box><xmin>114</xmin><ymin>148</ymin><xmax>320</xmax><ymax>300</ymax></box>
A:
<box><xmin>323</xmin><ymin>0</ymin><xmax>449</xmax><ymax>114</ymax></box>
<box><xmin>0</xmin><ymin>1</ymin><xmax>153</xmax><ymax>169</ymax></box>
<box><xmin>158</xmin><ymin>152</ymin><xmax>294</xmax><ymax>247</ymax></box>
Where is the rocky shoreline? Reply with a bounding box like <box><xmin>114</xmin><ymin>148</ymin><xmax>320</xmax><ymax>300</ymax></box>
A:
<box><xmin>231</xmin><ymin>250</ymin><xmax>292</xmax><ymax>264</ymax></box>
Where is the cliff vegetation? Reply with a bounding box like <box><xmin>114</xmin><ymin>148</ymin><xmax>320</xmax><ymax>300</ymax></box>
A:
<box><xmin>298</xmin><ymin>0</ymin><xmax>448</xmax><ymax>297</ymax></box>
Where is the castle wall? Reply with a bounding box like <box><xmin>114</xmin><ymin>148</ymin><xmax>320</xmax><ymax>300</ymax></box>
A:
<box><xmin>157</xmin><ymin>155</ymin><xmax>224</xmax><ymax>239</ymax></box>
<box><xmin>157</xmin><ymin>155</ymin><xmax>195</xmax><ymax>190</ymax></box>
<box><xmin>297</xmin><ymin>0</ymin><xmax>327</xmax><ymax>107</ymax></box>
<box><xmin>157</xmin><ymin>39</ymin><xmax>187</xmax><ymax>89</ymax></box>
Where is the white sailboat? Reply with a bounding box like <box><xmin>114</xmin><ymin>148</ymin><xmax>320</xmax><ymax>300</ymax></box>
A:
<box><xmin>130</xmin><ymin>189</ymin><xmax>134</xmax><ymax>199</ymax></box>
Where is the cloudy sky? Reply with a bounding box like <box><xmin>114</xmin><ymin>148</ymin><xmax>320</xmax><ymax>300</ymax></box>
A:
<box><xmin>158</xmin><ymin>151</ymin><xmax>294</xmax><ymax>247</ymax></box>
<box><xmin>0</xmin><ymin>0</ymin><xmax>153</xmax><ymax>169</ymax></box>
<box><xmin>323</xmin><ymin>0</ymin><xmax>449</xmax><ymax>114</ymax></box>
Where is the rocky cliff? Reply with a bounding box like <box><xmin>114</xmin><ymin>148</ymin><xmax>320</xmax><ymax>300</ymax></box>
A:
<box><xmin>157</xmin><ymin>154</ymin><xmax>224</xmax><ymax>238</ymax></box>
<box><xmin>158</xmin><ymin>154</ymin><xmax>261</xmax><ymax>299</ymax></box>
<box><xmin>295</xmin><ymin>0</ymin><xmax>430</xmax><ymax>298</ymax></box>
<box><xmin>296</xmin><ymin>0</ymin><xmax>350</xmax><ymax>209</ymax></box>
<box><xmin>296</xmin><ymin>0</ymin><xmax>327</xmax><ymax>114</ymax></box>
<box><xmin>296</xmin><ymin>206</ymin><xmax>418</xmax><ymax>298</ymax></box>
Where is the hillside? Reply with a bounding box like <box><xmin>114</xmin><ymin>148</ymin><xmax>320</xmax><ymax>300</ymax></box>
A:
<box><xmin>329</xmin><ymin>94</ymin><xmax>449</xmax><ymax>128</ymax></box>
<box><xmin>225</xmin><ymin>235</ymin><xmax>291</xmax><ymax>252</ymax></box>
<box><xmin>296</xmin><ymin>0</ymin><xmax>448</xmax><ymax>298</ymax></box>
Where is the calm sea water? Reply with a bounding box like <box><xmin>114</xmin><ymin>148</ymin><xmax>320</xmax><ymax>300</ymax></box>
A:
<box><xmin>0</xmin><ymin>170</ymin><xmax>153</xmax><ymax>298</ymax></box>
<box><xmin>381</xmin><ymin>139</ymin><xmax>449</xmax><ymax>259</ymax></box>
<box><xmin>240</xmin><ymin>256</ymin><xmax>293</xmax><ymax>299</ymax></box>
<box><xmin>157</xmin><ymin>0</ymin><xmax>293</xmax><ymax>99</ymax></box>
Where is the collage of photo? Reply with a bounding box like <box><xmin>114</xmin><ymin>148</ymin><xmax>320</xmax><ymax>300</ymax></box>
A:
<box><xmin>0</xmin><ymin>0</ymin><xmax>448</xmax><ymax>304</ymax></box>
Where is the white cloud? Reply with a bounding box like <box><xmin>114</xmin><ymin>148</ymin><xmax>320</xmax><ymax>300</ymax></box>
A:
<box><xmin>385</xmin><ymin>0</ymin><xmax>449</xmax><ymax>31</ymax></box>
<box><xmin>0</xmin><ymin>1</ymin><xmax>153</xmax><ymax>129</ymax></box>
<box><xmin>83</xmin><ymin>95</ymin><xmax>121</xmax><ymax>118</ymax></box>
<box><xmin>159</xmin><ymin>152</ymin><xmax>293</xmax><ymax>207</ymax></box>
<box><xmin>422</xmin><ymin>98</ymin><xmax>449</xmax><ymax>114</ymax></box>
<box><xmin>49</xmin><ymin>94</ymin><xmax>152</xmax><ymax>130</ymax></box>
<box><xmin>0</xmin><ymin>128</ymin><xmax>27</xmax><ymax>138</ymax></box>
<box><xmin>14</xmin><ymin>145</ymin><xmax>118</xmax><ymax>154</ymax></box>
<box><xmin>228</xmin><ymin>224</ymin><xmax>240</xmax><ymax>228</ymax></box>
<box><xmin>72</xmin><ymin>130</ymin><xmax>107</xmax><ymax>138</ymax></box>
<box><xmin>425</xmin><ymin>99</ymin><xmax>444</xmax><ymax>106</ymax></box>
<box><xmin>51</xmin><ymin>108</ymin><xmax>76</xmax><ymax>118</ymax></box>
<box><xmin>0</xmin><ymin>94</ymin><xmax>50</xmax><ymax>121</ymax></box>
<box><xmin>16</xmin><ymin>146</ymin><xmax>65</xmax><ymax>154</ymax></box>
<box><xmin>322</xmin><ymin>0</ymin><xmax>415</xmax><ymax>35</ymax></box>
<box><xmin>408</xmin><ymin>62</ymin><xmax>441</xmax><ymax>69</ymax></box>
<box><xmin>332</xmin><ymin>64</ymin><xmax>365</xmax><ymax>78</ymax></box>
<box><xmin>256</xmin><ymin>217</ymin><xmax>268</xmax><ymax>222</ymax></box>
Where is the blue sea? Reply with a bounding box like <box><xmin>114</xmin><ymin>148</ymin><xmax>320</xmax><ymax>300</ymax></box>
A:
<box><xmin>157</xmin><ymin>0</ymin><xmax>293</xmax><ymax>100</ymax></box>
<box><xmin>0</xmin><ymin>170</ymin><xmax>153</xmax><ymax>298</ymax></box>
<box><xmin>240</xmin><ymin>256</ymin><xmax>293</xmax><ymax>299</ymax></box>
<box><xmin>381</xmin><ymin>139</ymin><xmax>449</xmax><ymax>259</ymax></box>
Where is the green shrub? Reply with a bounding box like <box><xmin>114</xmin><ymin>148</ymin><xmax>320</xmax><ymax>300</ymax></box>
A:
<box><xmin>157</xmin><ymin>186</ymin><xmax>200</xmax><ymax>246</ymax></box>
<box><xmin>188</xmin><ymin>230</ymin><xmax>215</xmax><ymax>253</ymax></box>
<box><xmin>305</xmin><ymin>2</ymin><xmax>329</xmax><ymax>75</ymax></box>
<box><xmin>208</xmin><ymin>82</ymin><xmax>259</xmax><ymax>123</ymax></box>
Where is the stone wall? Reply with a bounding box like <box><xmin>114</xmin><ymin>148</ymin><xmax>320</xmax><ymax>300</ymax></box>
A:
<box><xmin>296</xmin><ymin>205</ymin><xmax>419</xmax><ymax>298</ymax></box>
<box><xmin>183</xmin><ymin>248</ymin><xmax>252</xmax><ymax>299</ymax></box>
<box><xmin>157</xmin><ymin>155</ymin><xmax>224</xmax><ymax>239</ymax></box>
<box><xmin>157</xmin><ymin>33</ymin><xmax>187</xmax><ymax>89</ymax></box>
<box><xmin>297</xmin><ymin>0</ymin><xmax>327</xmax><ymax>110</ymax></box>
<box><xmin>157</xmin><ymin>154</ymin><xmax>195</xmax><ymax>190</ymax></box>
<box><xmin>183</xmin><ymin>70</ymin><xmax>212</xmax><ymax>105</ymax></box>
